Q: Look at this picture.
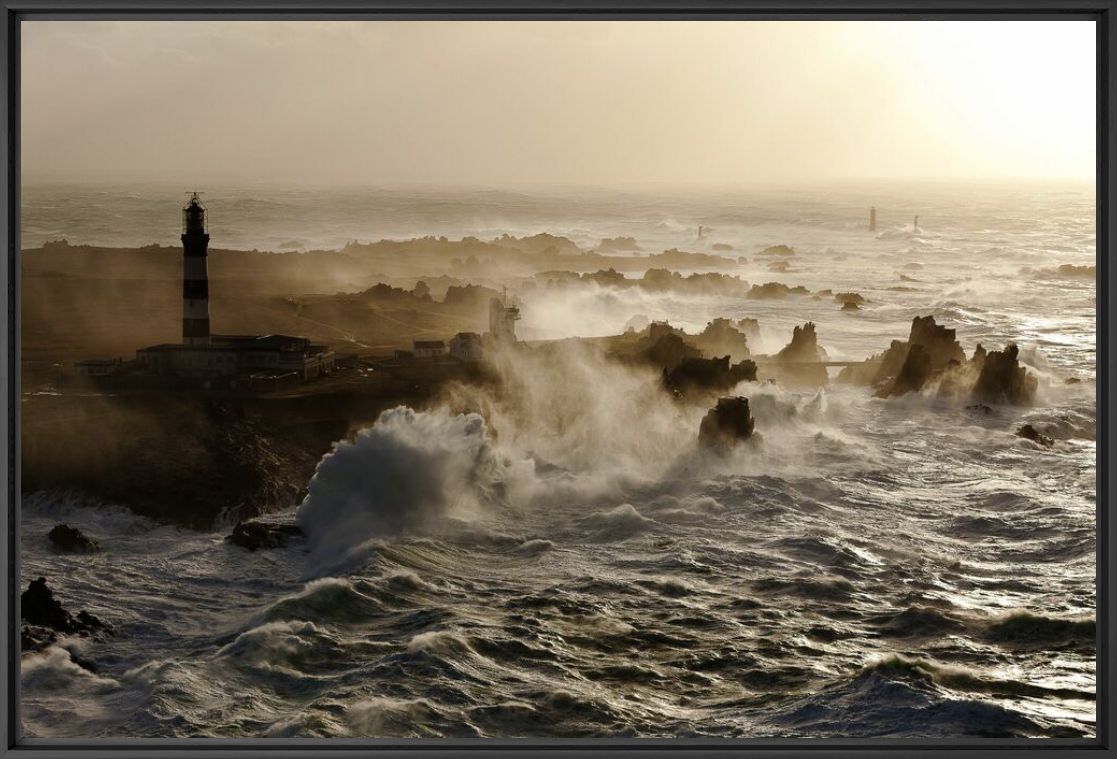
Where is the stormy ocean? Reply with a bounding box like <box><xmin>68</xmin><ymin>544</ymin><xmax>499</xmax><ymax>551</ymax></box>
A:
<box><xmin>20</xmin><ymin>181</ymin><xmax>1097</xmax><ymax>739</ymax></box>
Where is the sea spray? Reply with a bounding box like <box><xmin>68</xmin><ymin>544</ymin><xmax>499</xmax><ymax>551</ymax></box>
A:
<box><xmin>296</xmin><ymin>407</ymin><xmax>534</xmax><ymax>562</ymax></box>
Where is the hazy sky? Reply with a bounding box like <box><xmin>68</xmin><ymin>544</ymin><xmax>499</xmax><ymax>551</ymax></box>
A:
<box><xmin>22</xmin><ymin>20</ymin><xmax>1096</xmax><ymax>187</ymax></box>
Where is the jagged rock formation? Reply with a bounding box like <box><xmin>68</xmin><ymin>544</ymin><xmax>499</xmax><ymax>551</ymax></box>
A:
<box><xmin>972</xmin><ymin>344</ymin><xmax>1037</xmax><ymax>406</ymax></box>
<box><xmin>699</xmin><ymin>396</ymin><xmax>755</xmax><ymax>449</ymax></box>
<box><xmin>692</xmin><ymin>318</ymin><xmax>751</xmax><ymax>362</ymax></box>
<box><xmin>644</xmin><ymin>333</ymin><xmax>700</xmax><ymax>371</ymax></box>
<box><xmin>47</xmin><ymin>524</ymin><xmax>99</xmax><ymax>554</ymax></box>
<box><xmin>1017</xmin><ymin>424</ymin><xmax>1054</xmax><ymax>447</ymax></box>
<box><xmin>664</xmin><ymin>356</ymin><xmax>757</xmax><ymax>398</ymax></box>
<box><xmin>841</xmin><ymin>300</ymin><xmax>860</xmax><ymax>312</ymax></box>
<box><xmin>763</xmin><ymin>322</ymin><xmax>828</xmax><ymax>388</ymax></box>
<box><xmin>21</xmin><ymin>577</ymin><xmax>111</xmax><ymax>651</ymax></box>
<box><xmin>847</xmin><ymin>316</ymin><xmax>966</xmax><ymax>397</ymax></box>
<box><xmin>227</xmin><ymin>520</ymin><xmax>304</xmax><ymax>551</ymax></box>
<box><xmin>839</xmin><ymin>316</ymin><xmax>1037</xmax><ymax>406</ymax></box>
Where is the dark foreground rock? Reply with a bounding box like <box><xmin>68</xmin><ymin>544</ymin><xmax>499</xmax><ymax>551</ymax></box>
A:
<box><xmin>20</xmin><ymin>577</ymin><xmax>111</xmax><ymax>651</ymax></box>
<box><xmin>972</xmin><ymin>343</ymin><xmax>1037</xmax><ymax>406</ymax></box>
<box><xmin>1017</xmin><ymin>424</ymin><xmax>1054</xmax><ymax>447</ymax></box>
<box><xmin>48</xmin><ymin>523</ymin><xmax>99</xmax><ymax>554</ymax></box>
<box><xmin>20</xmin><ymin>391</ymin><xmax>414</xmax><ymax>530</ymax></box>
<box><xmin>664</xmin><ymin>356</ymin><xmax>757</xmax><ymax>397</ymax></box>
<box><xmin>227</xmin><ymin>520</ymin><xmax>304</xmax><ymax>551</ymax></box>
<box><xmin>699</xmin><ymin>396</ymin><xmax>755</xmax><ymax>449</ymax></box>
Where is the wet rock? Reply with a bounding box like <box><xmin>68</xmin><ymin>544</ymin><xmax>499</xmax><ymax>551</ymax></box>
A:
<box><xmin>698</xmin><ymin>396</ymin><xmax>755</xmax><ymax>449</ymax></box>
<box><xmin>908</xmin><ymin>315</ymin><xmax>965</xmax><ymax>373</ymax></box>
<box><xmin>966</xmin><ymin>403</ymin><xmax>995</xmax><ymax>416</ymax></box>
<box><xmin>1065</xmin><ymin>377</ymin><xmax>1082</xmax><ymax>385</ymax></box>
<box><xmin>692</xmin><ymin>318</ymin><xmax>751</xmax><ymax>362</ymax></box>
<box><xmin>227</xmin><ymin>520</ymin><xmax>304</xmax><ymax>551</ymax></box>
<box><xmin>664</xmin><ymin>356</ymin><xmax>757</xmax><ymax>397</ymax></box>
<box><xmin>834</xmin><ymin>292</ymin><xmax>866</xmax><ymax>306</ymax></box>
<box><xmin>1017</xmin><ymin>424</ymin><xmax>1054</xmax><ymax>447</ymax></box>
<box><xmin>767</xmin><ymin>322</ymin><xmax>828</xmax><ymax>388</ymax></box>
<box><xmin>644</xmin><ymin>333</ymin><xmax>700</xmax><ymax>371</ymax></box>
<box><xmin>840</xmin><ymin>300</ymin><xmax>860</xmax><ymax>312</ymax></box>
<box><xmin>47</xmin><ymin>523</ymin><xmax>99</xmax><ymax>554</ymax></box>
<box><xmin>840</xmin><ymin>316</ymin><xmax>965</xmax><ymax>393</ymax></box>
<box><xmin>747</xmin><ymin>281</ymin><xmax>810</xmax><ymax>300</ymax></box>
<box><xmin>20</xmin><ymin>577</ymin><xmax>110</xmax><ymax>651</ymax></box>
<box><xmin>876</xmin><ymin>343</ymin><xmax>933</xmax><ymax>398</ymax></box>
<box><xmin>972</xmin><ymin>343</ymin><xmax>1037</xmax><ymax>406</ymax></box>
<box><xmin>767</xmin><ymin>260</ymin><xmax>792</xmax><ymax>273</ymax></box>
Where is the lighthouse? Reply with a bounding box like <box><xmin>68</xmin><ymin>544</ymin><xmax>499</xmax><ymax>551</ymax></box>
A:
<box><xmin>181</xmin><ymin>192</ymin><xmax>211</xmax><ymax>346</ymax></box>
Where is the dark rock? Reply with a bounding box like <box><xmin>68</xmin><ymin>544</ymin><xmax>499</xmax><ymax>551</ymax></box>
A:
<box><xmin>47</xmin><ymin>523</ymin><xmax>99</xmax><ymax>554</ymax></box>
<box><xmin>840</xmin><ymin>300</ymin><xmax>860</xmax><ymax>312</ymax></box>
<box><xmin>227</xmin><ymin>520</ymin><xmax>304</xmax><ymax>551</ymax></box>
<box><xmin>966</xmin><ymin>403</ymin><xmax>995</xmax><ymax>416</ymax></box>
<box><xmin>767</xmin><ymin>322</ymin><xmax>828</xmax><ymax>388</ymax></box>
<box><xmin>664</xmin><ymin>356</ymin><xmax>757</xmax><ymax>397</ymax></box>
<box><xmin>699</xmin><ymin>396</ymin><xmax>755</xmax><ymax>449</ymax></box>
<box><xmin>876</xmin><ymin>343</ymin><xmax>933</xmax><ymax>398</ymax></box>
<box><xmin>972</xmin><ymin>343</ymin><xmax>1037</xmax><ymax>406</ymax></box>
<box><xmin>908</xmin><ymin>315</ymin><xmax>965</xmax><ymax>374</ymax></box>
<box><xmin>834</xmin><ymin>292</ymin><xmax>866</xmax><ymax>306</ymax></box>
<box><xmin>747</xmin><ymin>281</ymin><xmax>810</xmax><ymax>300</ymax></box>
<box><xmin>1017</xmin><ymin>424</ymin><xmax>1054</xmax><ymax>447</ymax></box>
<box><xmin>20</xmin><ymin>577</ymin><xmax>110</xmax><ymax>650</ymax></box>
<box><xmin>692</xmin><ymin>318</ymin><xmax>751</xmax><ymax>362</ymax></box>
<box><xmin>1065</xmin><ymin>377</ymin><xmax>1082</xmax><ymax>385</ymax></box>
<box><xmin>644</xmin><ymin>332</ymin><xmax>700</xmax><ymax>371</ymax></box>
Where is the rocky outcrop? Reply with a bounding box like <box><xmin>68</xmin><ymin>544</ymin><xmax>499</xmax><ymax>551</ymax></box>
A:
<box><xmin>644</xmin><ymin>333</ymin><xmax>700</xmax><ymax>370</ymax></box>
<box><xmin>1017</xmin><ymin>424</ymin><xmax>1054</xmax><ymax>447</ymax></box>
<box><xmin>758</xmin><ymin>244</ymin><xmax>795</xmax><ymax>257</ymax></box>
<box><xmin>21</xmin><ymin>577</ymin><xmax>111</xmax><ymax>652</ymax></box>
<box><xmin>972</xmin><ymin>344</ymin><xmax>1037</xmax><ymax>406</ymax></box>
<box><xmin>692</xmin><ymin>318</ymin><xmax>751</xmax><ymax>362</ymax></box>
<box><xmin>841</xmin><ymin>300</ymin><xmax>860</xmax><ymax>312</ymax></box>
<box><xmin>47</xmin><ymin>524</ymin><xmax>99</xmax><ymax>554</ymax></box>
<box><xmin>748</xmin><ymin>281</ymin><xmax>810</xmax><ymax>300</ymax></box>
<box><xmin>664</xmin><ymin>356</ymin><xmax>757</xmax><ymax>398</ymax></box>
<box><xmin>765</xmin><ymin>322</ymin><xmax>828</xmax><ymax>388</ymax></box>
<box><xmin>842</xmin><ymin>316</ymin><xmax>967</xmax><ymax>397</ymax></box>
<box><xmin>834</xmin><ymin>292</ymin><xmax>865</xmax><ymax>306</ymax></box>
<box><xmin>227</xmin><ymin>520</ymin><xmax>304</xmax><ymax>551</ymax></box>
<box><xmin>876</xmin><ymin>343</ymin><xmax>932</xmax><ymax>398</ymax></box>
<box><xmin>699</xmin><ymin>396</ymin><xmax>755</xmax><ymax>449</ymax></box>
<box><xmin>908</xmin><ymin>315</ymin><xmax>965</xmax><ymax>373</ymax></box>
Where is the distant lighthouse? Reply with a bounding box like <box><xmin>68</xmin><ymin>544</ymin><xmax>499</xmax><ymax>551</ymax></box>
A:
<box><xmin>869</xmin><ymin>206</ymin><xmax>877</xmax><ymax>232</ymax></box>
<box><xmin>181</xmin><ymin>192</ymin><xmax>211</xmax><ymax>346</ymax></box>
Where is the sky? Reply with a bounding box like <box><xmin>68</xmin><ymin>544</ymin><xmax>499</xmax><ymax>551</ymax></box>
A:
<box><xmin>21</xmin><ymin>20</ymin><xmax>1097</xmax><ymax>188</ymax></box>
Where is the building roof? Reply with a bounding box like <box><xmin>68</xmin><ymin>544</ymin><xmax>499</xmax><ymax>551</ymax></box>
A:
<box><xmin>413</xmin><ymin>340</ymin><xmax>446</xmax><ymax>349</ymax></box>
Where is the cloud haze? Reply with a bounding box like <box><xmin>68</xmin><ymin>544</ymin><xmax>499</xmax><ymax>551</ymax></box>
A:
<box><xmin>22</xmin><ymin>20</ymin><xmax>1096</xmax><ymax>187</ymax></box>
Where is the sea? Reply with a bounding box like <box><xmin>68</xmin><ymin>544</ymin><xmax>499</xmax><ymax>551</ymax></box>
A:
<box><xmin>20</xmin><ymin>180</ymin><xmax>1098</xmax><ymax>739</ymax></box>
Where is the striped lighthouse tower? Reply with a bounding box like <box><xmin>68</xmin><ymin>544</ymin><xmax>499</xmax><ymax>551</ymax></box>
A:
<box><xmin>181</xmin><ymin>192</ymin><xmax>211</xmax><ymax>346</ymax></box>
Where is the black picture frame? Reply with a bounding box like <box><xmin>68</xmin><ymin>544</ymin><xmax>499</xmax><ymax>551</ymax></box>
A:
<box><xmin>1</xmin><ymin>2</ymin><xmax>1112</xmax><ymax>757</ymax></box>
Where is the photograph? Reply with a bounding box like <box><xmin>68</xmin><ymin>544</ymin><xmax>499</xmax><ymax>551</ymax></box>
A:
<box><xmin>15</xmin><ymin>18</ymin><xmax>1098</xmax><ymax>741</ymax></box>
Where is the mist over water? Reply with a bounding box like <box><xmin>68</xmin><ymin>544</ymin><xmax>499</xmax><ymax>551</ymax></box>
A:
<box><xmin>21</xmin><ymin>181</ymin><xmax>1096</xmax><ymax>738</ymax></box>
